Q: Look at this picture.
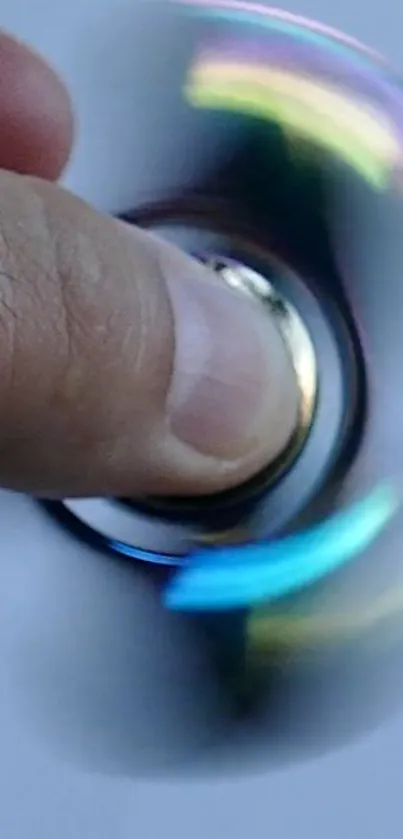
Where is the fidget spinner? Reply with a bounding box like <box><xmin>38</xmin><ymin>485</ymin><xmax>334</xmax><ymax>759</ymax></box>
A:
<box><xmin>42</xmin><ymin>2</ymin><xmax>403</xmax><ymax>677</ymax></box>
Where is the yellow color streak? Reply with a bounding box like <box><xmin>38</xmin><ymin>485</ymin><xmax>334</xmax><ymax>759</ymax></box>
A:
<box><xmin>186</xmin><ymin>61</ymin><xmax>401</xmax><ymax>187</ymax></box>
<box><xmin>248</xmin><ymin>586</ymin><xmax>403</xmax><ymax>652</ymax></box>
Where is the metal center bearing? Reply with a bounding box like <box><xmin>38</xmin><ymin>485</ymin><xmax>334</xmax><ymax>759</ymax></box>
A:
<box><xmin>131</xmin><ymin>254</ymin><xmax>319</xmax><ymax>536</ymax></box>
<box><xmin>199</xmin><ymin>254</ymin><xmax>318</xmax><ymax>461</ymax></box>
<box><xmin>42</xmin><ymin>203</ymin><xmax>365</xmax><ymax>563</ymax></box>
<box><xmin>121</xmin><ymin>221</ymin><xmax>353</xmax><ymax>552</ymax></box>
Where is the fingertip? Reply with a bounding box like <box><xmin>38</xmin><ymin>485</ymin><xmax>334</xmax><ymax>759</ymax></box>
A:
<box><xmin>0</xmin><ymin>32</ymin><xmax>74</xmax><ymax>179</ymax></box>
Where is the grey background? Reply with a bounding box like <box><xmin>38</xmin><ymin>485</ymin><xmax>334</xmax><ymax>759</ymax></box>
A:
<box><xmin>0</xmin><ymin>0</ymin><xmax>403</xmax><ymax>837</ymax></box>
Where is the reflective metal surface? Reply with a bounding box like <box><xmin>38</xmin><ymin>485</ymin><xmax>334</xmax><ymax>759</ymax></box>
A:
<box><xmin>198</xmin><ymin>255</ymin><xmax>318</xmax><ymax>470</ymax></box>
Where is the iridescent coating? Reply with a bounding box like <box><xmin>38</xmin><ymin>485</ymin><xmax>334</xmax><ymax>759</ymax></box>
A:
<box><xmin>178</xmin><ymin>1</ymin><xmax>403</xmax><ymax>188</ymax></box>
<box><xmin>178</xmin><ymin>0</ymin><xmax>384</xmax><ymax>59</ymax></box>
<box><xmin>162</xmin><ymin>2</ymin><xmax>403</xmax><ymax>648</ymax></box>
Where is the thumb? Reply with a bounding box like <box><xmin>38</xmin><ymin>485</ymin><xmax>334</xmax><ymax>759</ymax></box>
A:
<box><xmin>0</xmin><ymin>171</ymin><xmax>298</xmax><ymax>498</ymax></box>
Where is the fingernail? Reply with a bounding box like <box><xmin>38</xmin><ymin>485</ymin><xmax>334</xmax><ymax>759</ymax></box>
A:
<box><xmin>166</xmin><ymin>266</ymin><xmax>299</xmax><ymax>465</ymax></box>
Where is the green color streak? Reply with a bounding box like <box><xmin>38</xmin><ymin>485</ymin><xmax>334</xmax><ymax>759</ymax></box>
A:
<box><xmin>186</xmin><ymin>78</ymin><xmax>389</xmax><ymax>188</ymax></box>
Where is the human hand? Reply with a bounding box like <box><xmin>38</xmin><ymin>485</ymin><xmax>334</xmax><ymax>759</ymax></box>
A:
<box><xmin>0</xmin><ymin>32</ymin><xmax>298</xmax><ymax>500</ymax></box>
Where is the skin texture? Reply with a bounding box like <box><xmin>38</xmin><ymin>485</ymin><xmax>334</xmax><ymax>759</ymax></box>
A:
<box><xmin>0</xmin><ymin>33</ymin><xmax>74</xmax><ymax>178</ymax></box>
<box><xmin>0</xmin><ymin>32</ymin><xmax>299</xmax><ymax>499</ymax></box>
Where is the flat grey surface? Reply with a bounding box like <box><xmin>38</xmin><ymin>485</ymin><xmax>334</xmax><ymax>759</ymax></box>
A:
<box><xmin>1</xmin><ymin>0</ymin><xmax>403</xmax><ymax>837</ymax></box>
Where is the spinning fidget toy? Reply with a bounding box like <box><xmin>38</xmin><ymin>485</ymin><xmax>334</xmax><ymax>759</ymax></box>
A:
<box><xmin>42</xmin><ymin>2</ymin><xmax>403</xmax><ymax>668</ymax></box>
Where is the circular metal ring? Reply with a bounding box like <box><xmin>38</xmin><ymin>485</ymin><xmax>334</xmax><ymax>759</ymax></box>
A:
<box><xmin>134</xmin><ymin>254</ymin><xmax>318</xmax><ymax>526</ymax></box>
<box><xmin>41</xmin><ymin>200</ymin><xmax>365</xmax><ymax>567</ymax></box>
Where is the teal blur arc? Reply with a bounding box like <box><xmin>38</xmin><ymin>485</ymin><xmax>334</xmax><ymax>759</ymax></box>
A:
<box><xmin>164</xmin><ymin>485</ymin><xmax>399</xmax><ymax>612</ymax></box>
